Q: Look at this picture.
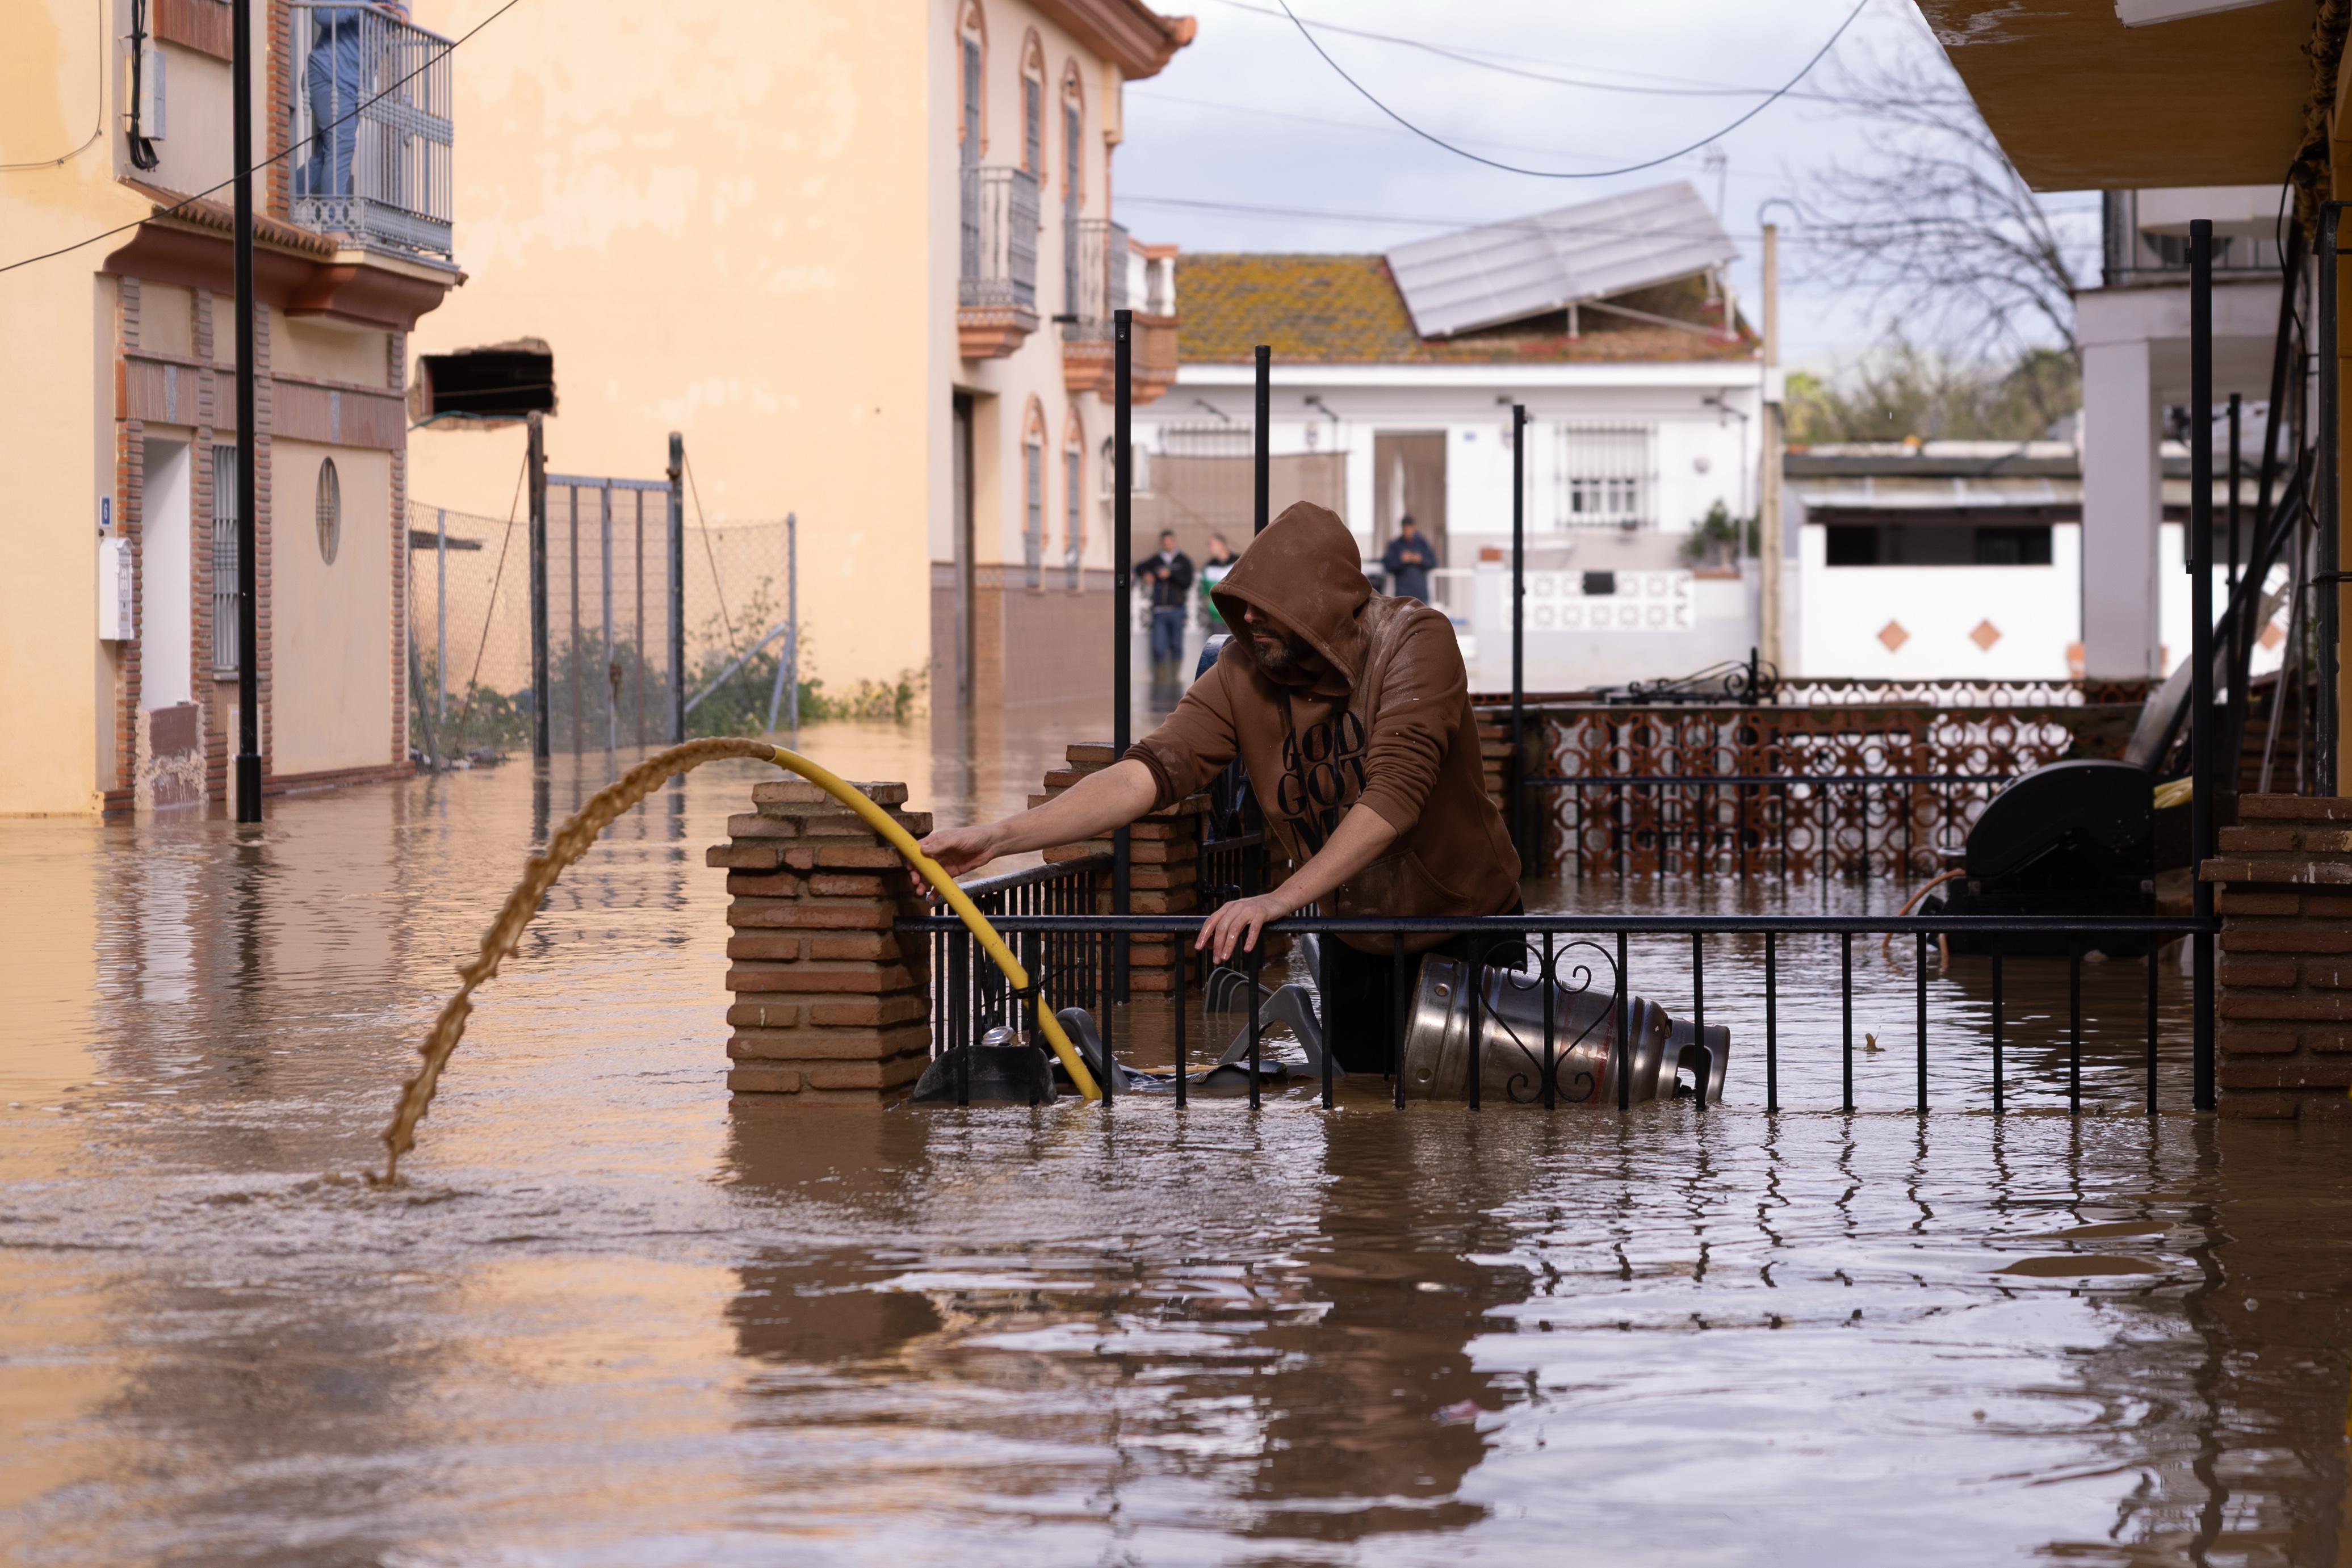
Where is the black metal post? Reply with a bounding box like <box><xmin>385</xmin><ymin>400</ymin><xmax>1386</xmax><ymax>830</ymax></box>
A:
<box><xmin>2320</xmin><ymin>206</ymin><xmax>2342</xmax><ymax>795</ymax></box>
<box><xmin>1840</xmin><ymin>932</ymin><xmax>1853</xmax><ymax>1113</ymax></box>
<box><xmin>528</xmin><ymin>413</ymin><xmax>550</xmax><ymax>762</ymax></box>
<box><xmin>1511</xmin><ymin>404</ymin><xmax>1528</xmax><ymax>861</ymax></box>
<box><xmin>1915</xmin><ymin>932</ymin><xmax>1928</xmax><ymax>1115</ymax></box>
<box><xmin>666</xmin><ymin>431</ymin><xmax>685</xmax><ymax>743</ymax></box>
<box><xmin>1615</xmin><ymin>930</ymin><xmax>1630</xmax><ymax>1113</ymax></box>
<box><xmin>1763</xmin><ymin>930</ymin><xmax>1777</xmax><ymax>1113</ymax></box>
<box><xmin>1113</xmin><ymin>310</ymin><xmax>1133</xmax><ymax>1007</ymax></box>
<box><xmin>1253</xmin><ymin>345</ymin><xmax>1271</xmax><ymax>535</ymax></box>
<box><xmin>231</xmin><ymin>0</ymin><xmax>261</xmax><ymax>821</ymax></box>
<box><xmin>1991</xmin><ymin>951</ymin><xmax>2003</xmax><ymax>1114</ymax></box>
<box><xmin>1392</xmin><ymin>931</ymin><xmax>1408</xmax><ymax>1110</ymax></box>
<box><xmin>2227</xmin><ymin>393</ymin><xmax>2242</xmax><ymax>611</ymax></box>
<box><xmin>2191</xmin><ymin>219</ymin><xmax>2217</xmax><ymax>1112</ymax></box>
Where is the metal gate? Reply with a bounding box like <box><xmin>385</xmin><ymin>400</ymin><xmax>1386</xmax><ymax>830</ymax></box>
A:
<box><xmin>539</xmin><ymin>472</ymin><xmax>679</xmax><ymax>757</ymax></box>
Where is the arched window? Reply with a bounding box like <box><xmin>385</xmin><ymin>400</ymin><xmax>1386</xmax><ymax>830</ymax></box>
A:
<box><xmin>1021</xmin><ymin>397</ymin><xmax>1048</xmax><ymax>591</ymax></box>
<box><xmin>1060</xmin><ymin>62</ymin><xmax>1084</xmax><ymax>209</ymax></box>
<box><xmin>1020</xmin><ymin>31</ymin><xmax>1046</xmax><ymax>177</ymax></box>
<box><xmin>1062</xmin><ymin>407</ymin><xmax>1085</xmax><ymax>591</ymax></box>
<box><xmin>957</xmin><ymin>1</ymin><xmax>987</xmax><ymax>164</ymax></box>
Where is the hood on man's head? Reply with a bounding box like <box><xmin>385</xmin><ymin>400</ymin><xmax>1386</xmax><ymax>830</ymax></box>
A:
<box><xmin>1210</xmin><ymin>502</ymin><xmax>1369</xmax><ymax>693</ymax></box>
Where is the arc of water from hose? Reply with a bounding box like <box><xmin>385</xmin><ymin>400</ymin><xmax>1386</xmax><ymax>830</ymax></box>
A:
<box><xmin>376</xmin><ymin>739</ymin><xmax>1101</xmax><ymax>1184</ymax></box>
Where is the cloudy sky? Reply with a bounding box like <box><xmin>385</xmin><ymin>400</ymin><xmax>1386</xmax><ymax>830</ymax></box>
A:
<box><xmin>1113</xmin><ymin>0</ymin><xmax>2094</xmax><ymax>374</ymax></box>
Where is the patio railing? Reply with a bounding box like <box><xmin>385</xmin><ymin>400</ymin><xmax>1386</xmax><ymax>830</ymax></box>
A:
<box><xmin>288</xmin><ymin>3</ymin><xmax>454</xmax><ymax>263</ymax></box>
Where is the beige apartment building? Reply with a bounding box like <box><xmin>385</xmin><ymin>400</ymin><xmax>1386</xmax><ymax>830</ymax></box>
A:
<box><xmin>400</xmin><ymin>0</ymin><xmax>1189</xmax><ymax>723</ymax></box>
<box><xmin>2</xmin><ymin>0</ymin><xmax>460</xmax><ymax>815</ymax></box>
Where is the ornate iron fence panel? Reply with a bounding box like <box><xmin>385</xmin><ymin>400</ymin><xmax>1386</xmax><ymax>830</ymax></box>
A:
<box><xmin>1529</xmin><ymin>697</ymin><xmax>2144</xmax><ymax>881</ymax></box>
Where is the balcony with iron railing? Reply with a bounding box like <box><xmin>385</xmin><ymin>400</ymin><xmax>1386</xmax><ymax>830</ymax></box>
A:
<box><xmin>959</xmin><ymin>165</ymin><xmax>1040</xmax><ymax>359</ymax></box>
<box><xmin>288</xmin><ymin>2</ymin><xmax>455</xmax><ymax>265</ymax></box>
<box><xmin>1060</xmin><ymin>219</ymin><xmax>1176</xmax><ymax>401</ymax></box>
<box><xmin>2099</xmin><ymin>189</ymin><xmax>2282</xmax><ymax>290</ymax></box>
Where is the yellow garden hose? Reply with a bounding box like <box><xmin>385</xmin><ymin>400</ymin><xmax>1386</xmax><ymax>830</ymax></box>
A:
<box><xmin>376</xmin><ymin>739</ymin><xmax>1099</xmax><ymax>1183</ymax></box>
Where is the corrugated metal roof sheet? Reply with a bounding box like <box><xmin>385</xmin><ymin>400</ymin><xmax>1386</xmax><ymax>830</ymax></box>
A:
<box><xmin>1385</xmin><ymin>181</ymin><xmax>1739</xmax><ymax>338</ymax></box>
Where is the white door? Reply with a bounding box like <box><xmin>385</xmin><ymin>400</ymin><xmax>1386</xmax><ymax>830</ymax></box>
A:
<box><xmin>140</xmin><ymin>439</ymin><xmax>192</xmax><ymax>710</ymax></box>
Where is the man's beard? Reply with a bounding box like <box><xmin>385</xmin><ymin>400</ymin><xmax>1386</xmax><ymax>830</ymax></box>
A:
<box><xmin>1252</xmin><ymin>631</ymin><xmax>1313</xmax><ymax>677</ymax></box>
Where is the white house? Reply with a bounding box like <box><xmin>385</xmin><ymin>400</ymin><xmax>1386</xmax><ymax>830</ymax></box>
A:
<box><xmin>1129</xmin><ymin>183</ymin><xmax>1768</xmax><ymax>693</ymax></box>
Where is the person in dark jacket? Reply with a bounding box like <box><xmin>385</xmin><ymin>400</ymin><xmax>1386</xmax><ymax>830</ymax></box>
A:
<box><xmin>1141</xmin><ymin>530</ymin><xmax>1195</xmax><ymax>694</ymax></box>
<box><xmin>1380</xmin><ymin>515</ymin><xmax>1438</xmax><ymax>603</ymax></box>
<box><xmin>920</xmin><ymin>504</ymin><xmax>1521</xmax><ymax>1074</ymax></box>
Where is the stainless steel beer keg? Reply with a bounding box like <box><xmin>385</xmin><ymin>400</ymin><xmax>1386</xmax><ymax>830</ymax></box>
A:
<box><xmin>1399</xmin><ymin>955</ymin><xmax>1730</xmax><ymax>1105</ymax></box>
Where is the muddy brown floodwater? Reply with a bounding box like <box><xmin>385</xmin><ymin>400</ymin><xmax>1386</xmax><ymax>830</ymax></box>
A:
<box><xmin>5</xmin><ymin>728</ymin><xmax>2350</xmax><ymax>1566</ymax></box>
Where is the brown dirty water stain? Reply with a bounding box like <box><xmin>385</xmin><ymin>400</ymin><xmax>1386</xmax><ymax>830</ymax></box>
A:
<box><xmin>1</xmin><ymin>732</ymin><xmax>2350</xmax><ymax>1566</ymax></box>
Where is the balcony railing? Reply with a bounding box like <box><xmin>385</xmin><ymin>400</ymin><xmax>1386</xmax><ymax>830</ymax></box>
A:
<box><xmin>2100</xmin><ymin>191</ymin><xmax>2282</xmax><ymax>289</ymax></box>
<box><xmin>959</xmin><ymin>165</ymin><xmax>1039</xmax><ymax>311</ymax></box>
<box><xmin>289</xmin><ymin>3</ymin><xmax>454</xmax><ymax>265</ymax></box>
<box><xmin>1062</xmin><ymin>216</ymin><xmax>1129</xmax><ymax>341</ymax></box>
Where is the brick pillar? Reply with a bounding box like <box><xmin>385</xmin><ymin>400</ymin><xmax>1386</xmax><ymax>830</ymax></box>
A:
<box><xmin>2199</xmin><ymin>794</ymin><xmax>2352</xmax><ymax>1120</ymax></box>
<box><xmin>707</xmin><ymin>778</ymin><xmax>934</xmax><ymax>1102</ymax></box>
<box><xmin>1036</xmin><ymin>741</ymin><xmax>1203</xmax><ymax>992</ymax></box>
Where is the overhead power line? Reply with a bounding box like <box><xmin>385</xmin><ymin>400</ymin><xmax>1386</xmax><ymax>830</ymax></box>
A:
<box><xmin>1209</xmin><ymin>0</ymin><xmax>1849</xmax><ymax>105</ymax></box>
<box><xmin>1272</xmin><ymin>0</ymin><xmax>1871</xmax><ymax>180</ymax></box>
<box><xmin>0</xmin><ymin>0</ymin><xmax>528</xmax><ymax>278</ymax></box>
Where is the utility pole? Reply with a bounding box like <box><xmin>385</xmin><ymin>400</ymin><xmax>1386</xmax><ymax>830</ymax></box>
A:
<box><xmin>232</xmin><ymin>0</ymin><xmax>261</xmax><ymax>821</ymax></box>
<box><xmin>1758</xmin><ymin>223</ymin><xmax>1784</xmax><ymax>675</ymax></box>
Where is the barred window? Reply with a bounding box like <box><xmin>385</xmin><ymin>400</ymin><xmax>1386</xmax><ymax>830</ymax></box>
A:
<box><xmin>1556</xmin><ymin>424</ymin><xmax>1653</xmax><ymax>529</ymax></box>
<box><xmin>211</xmin><ymin>445</ymin><xmax>238</xmax><ymax>674</ymax></box>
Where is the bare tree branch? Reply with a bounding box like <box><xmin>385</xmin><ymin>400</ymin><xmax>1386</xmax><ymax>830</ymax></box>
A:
<box><xmin>1793</xmin><ymin>41</ymin><xmax>2097</xmax><ymax>358</ymax></box>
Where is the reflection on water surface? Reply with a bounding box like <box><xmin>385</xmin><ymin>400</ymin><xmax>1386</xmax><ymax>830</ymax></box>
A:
<box><xmin>2</xmin><ymin>732</ymin><xmax>2347</xmax><ymax>1566</ymax></box>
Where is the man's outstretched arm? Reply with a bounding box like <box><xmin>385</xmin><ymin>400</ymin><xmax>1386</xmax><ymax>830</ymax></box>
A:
<box><xmin>915</xmin><ymin>758</ymin><xmax>1160</xmax><ymax>879</ymax></box>
<box><xmin>1194</xmin><ymin>803</ymin><xmax>1399</xmax><ymax>963</ymax></box>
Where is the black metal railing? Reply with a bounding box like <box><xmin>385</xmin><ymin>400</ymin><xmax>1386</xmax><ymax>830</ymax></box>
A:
<box><xmin>900</xmin><ymin>910</ymin><xmax>2213</xmax><ymax>1116</ymax></box>
<box><xmin>929</xmin><ymin>853</ymin><xmax>1112</xmax><ymax>1082</ymax></box>
<box><xmin>1537</xmin><ymin>773</ymin><xmax>2011</xmax><ymax>881</ymax></box>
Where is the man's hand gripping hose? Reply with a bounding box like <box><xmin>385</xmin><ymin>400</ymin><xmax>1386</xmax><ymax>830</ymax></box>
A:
<box><xmin>375</xmin><ymin>740</ymin><xmax>1101</xmax><ymax>1184</ymax></box>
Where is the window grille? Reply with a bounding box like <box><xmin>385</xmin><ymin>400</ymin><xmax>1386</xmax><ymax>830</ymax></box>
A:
<box><xmin>1158</xmin><ymin>423</ymin><xmax>1251</xmax><ymax>459</ymax></box>
<box><xmin>1024</xmin><ymin>77</ymin><xmax>1041</xmax><ymax>173</ymax></box>
<box><xmin>1556</xmin><ymin>424</ymin><xmax>1654</xmax><ymax>529</ymax></box>
<box><xmin>211</xmin><ymin>445</ymin><xmax>238</xmax><ymax>674</ymax></box>
<box><xmin>1064</xmin><ymin>446</ymin><xmax>1083</xmax><ymax>590</ymax></box>
<box><xmin>1023</xmin><ymin>441</ymin><xmax>1044</xmax><ymax>590</ymax></box>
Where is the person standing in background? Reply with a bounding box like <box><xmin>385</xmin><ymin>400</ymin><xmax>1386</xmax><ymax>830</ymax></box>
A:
<box><xmin>1198</xmin><ymin>533</ymin><xmax>1238</xmax><ymax>631</ymax></box>
<box><xmin>1141</xmin><ymin>530</ymin><xmax>1196</xmax><ymax>698</ymax></box>
<box><xmin>1381</xmin><ymin>515</ymin><xmax>1438</xmax><ymax>604</ymax></box>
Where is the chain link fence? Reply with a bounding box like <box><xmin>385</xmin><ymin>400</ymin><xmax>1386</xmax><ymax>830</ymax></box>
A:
<box><xmin>406</xmin><ymin>500</ymin><xmax>823</xmax><ymax>760</ymax></box>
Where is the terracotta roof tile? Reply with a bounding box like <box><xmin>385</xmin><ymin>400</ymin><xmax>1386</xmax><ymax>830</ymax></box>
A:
<box><xmin>1175</xmin><ymin>253</ymin><xmax>1756</xmax><ymax>366</ymax></box>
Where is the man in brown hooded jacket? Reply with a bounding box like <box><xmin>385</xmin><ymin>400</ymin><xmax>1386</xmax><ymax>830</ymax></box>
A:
<box><xmin>919</xmin><ymin>501</ymin><xmax>1522</xmax><ymax>1073</ymax></box>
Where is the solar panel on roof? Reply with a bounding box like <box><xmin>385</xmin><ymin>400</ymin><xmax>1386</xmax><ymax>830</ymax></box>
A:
<box><xmin>1385</xmin><ymin>181</ymin><xmax>1739</xmax><ymax>339</ymax></box>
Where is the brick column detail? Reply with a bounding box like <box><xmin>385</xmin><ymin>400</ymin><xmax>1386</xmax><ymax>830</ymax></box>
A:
<box><xmin>2199</xmin><ymin>794</ymin><xmax>2352</xmax><ymax>1121</ymax></box>
<box><xmin>1035</xmin><ymin>741</ymin><xmax>1204</xmax><ymax>992</ymax></box>
<box><xmin>709</xmin><ymin>779</ymin><xmax>934</xmax><ymax>1102</ymax></box>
